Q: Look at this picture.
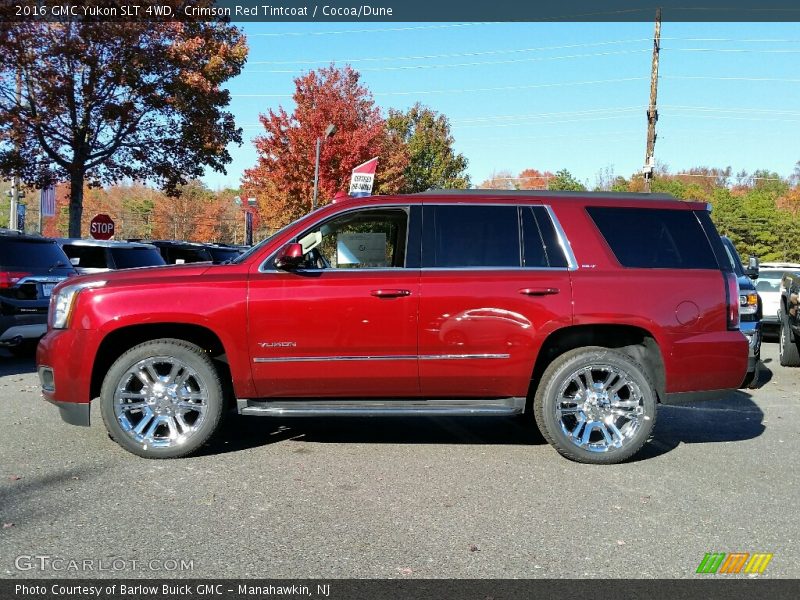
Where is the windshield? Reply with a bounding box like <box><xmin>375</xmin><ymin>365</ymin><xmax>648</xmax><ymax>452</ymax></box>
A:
<box><xmin>720</xmin><ymin>238</ymin><xmax>744</xmax><ymax>277</ymax></box>
<box><xmin>755</xmin><ymin>271</ymin><xmax>784</xmax><ymax>293</ymax></box>
<box><xmin>231</xmin><ymin>213</ymin><xmax>317</xmax><ymax>265</ymax></box>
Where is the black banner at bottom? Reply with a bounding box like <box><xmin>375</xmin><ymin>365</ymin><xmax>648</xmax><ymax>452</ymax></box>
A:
<box><xmin>3</xmin><ymin>579</ymin><xmax>800</xmax><ymax>600</ymax></box>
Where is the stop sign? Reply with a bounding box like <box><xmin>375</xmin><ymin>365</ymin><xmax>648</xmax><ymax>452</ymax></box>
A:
<box><xmin>89</xmin><ymin>213</ymin><xmax>115</xmax><ymax>240</ymax></box>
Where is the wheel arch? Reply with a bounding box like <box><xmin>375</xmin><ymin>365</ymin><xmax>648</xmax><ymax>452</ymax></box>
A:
<box><xmin>529</xmin><ymin>324</ymin><xmax>666</xmax><ymax>404</ymax></box>
<box><xmin>90</xmin><ymin>323</ymin><xmax>234</xmax><ymax>406</ymax></box>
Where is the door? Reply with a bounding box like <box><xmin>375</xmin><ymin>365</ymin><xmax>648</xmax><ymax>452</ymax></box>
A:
<box><xmin>248</xmin><ymin>205</ymin><xmax>421</xmax><ymax>398</ymax></box>
<box><xmin>418</xmin><ymin>204</ymin><xmax>573</xmax><ymax>398</ymax></box>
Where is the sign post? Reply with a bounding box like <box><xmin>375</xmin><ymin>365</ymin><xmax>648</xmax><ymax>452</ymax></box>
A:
<box><xmin>90</xmin><ymin>213</ymin><xmax>115</xmax><ymax>240</ymax></box>
<box><xmin>348</xmin><ymin>157</ymin><xmax>379</xmax><ymax>197</ymax></box>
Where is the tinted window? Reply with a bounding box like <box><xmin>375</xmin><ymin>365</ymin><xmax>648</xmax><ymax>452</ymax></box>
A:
<box><xmin>423</xmin><ymin>205</ymin><xmax>520</xmax><ymax>268</ymax></box>
<box><xmin>207</xmin><ymin>247</ymin><xmax>242</xmax><ymax>263</ymax></box>
<box><xmin>293</xmin><ymin>208</ymin><xmax>409</xmax><ymax>269</ymax></box>
<box><xmin>521</xmin><ymin>206</ymin><xmax>569</xmax><ymax>268</ymax></box>
<box><xmin>110</xmin><ymin>247</ymin><xmax>166</xmax><ymax>269</ymax></box>
<box><xmin>165</xmin><ymin>247</ymin><xmax>212</xmax><ymax>264</ymax></box>
<box><xmin>0</xmin><ymin>239</ymin><xmax>72</xmax><ymax>270</ymax></box>
<box><xmin>62</xmin><ymin>244</ymin><xmax>108</xmax><ymax>269</ymax></box>
<box><xmin>587</xmin><ymin>207</ymin><xmax>718</xmax><ymax>269</ymax></box>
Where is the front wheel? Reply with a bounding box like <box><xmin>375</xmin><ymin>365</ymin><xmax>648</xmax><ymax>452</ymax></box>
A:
<box><xmin>534</xmin><ymin>347</ymin><xmax>657</xmax><ymax>464</ymax></box>
<box><xmin>100</xmin><ymin>339</ymin><xmax>225</xmax><ymax>458</ymax></box>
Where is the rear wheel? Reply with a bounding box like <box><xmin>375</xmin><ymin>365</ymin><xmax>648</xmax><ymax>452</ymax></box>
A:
<box><xmin>100</xmin><ymin>338</ymin><xmax>225</xmax><ymax>458</ymax></box>
<box><xmin>534</xmin><ymin>347</ymin><xmax>657</xmax><ymax>464</ymax></box>
<box><xmin>779</xmin><ymin>312</ymin><xmax>800</xmax><ymax>367</ymax></box>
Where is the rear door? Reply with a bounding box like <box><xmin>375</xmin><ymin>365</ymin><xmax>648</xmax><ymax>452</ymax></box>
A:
<box><xmin>418</xmin><ymin>204</ymin><xmax>573</xmax><ymax>398</ymax></box>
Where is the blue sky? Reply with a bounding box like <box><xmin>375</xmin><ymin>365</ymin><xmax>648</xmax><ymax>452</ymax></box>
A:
<box><xmin>203</xmin><ymin>20</ymin><xmax>800</xmax><ymax>191</ymax></box>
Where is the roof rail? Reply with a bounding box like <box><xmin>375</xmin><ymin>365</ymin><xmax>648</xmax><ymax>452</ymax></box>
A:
<box><xmin>415</xmin><ymin>189</ymin><xmax>678</xmax><ymax>200</ymax></box>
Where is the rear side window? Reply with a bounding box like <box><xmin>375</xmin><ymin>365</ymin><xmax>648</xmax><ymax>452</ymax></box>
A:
<box><xmin>110</xmin><ymin>247</ymin><xmax>165</xmax><ymax>269</ymax></box>
<box><xmin>422</xmin><ymin>205</ymin><xmax>520</xmax><ymax>268</ymax></box>
<box><xmin>521</xmin><ymin>207</ymin><xmax>569</xmax><ymax>268</ymax></box>
<box><xmin>0</xmin><ymin>239</ymin><xmax>71</xmax><ymax>269</ymax></box>
<box><xmin>587</xmin><ymin>207</ymin><xmax>718</xmax><ymax>269</ymax></box>
<box><xmin>62</xmin><ymin>244</ymin><xmax>108</xmax><ymax>269</ymax></box>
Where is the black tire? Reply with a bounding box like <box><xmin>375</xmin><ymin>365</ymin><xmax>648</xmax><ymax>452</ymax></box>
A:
<box><xmin>533</xmin><ymin>346</ymin><xmax>657</xmax><ymax>464</ymax></box>
<box><xmin>100</xmin><ymin>338</ymin><xmax>225</xmax><ymax>459</ymax></box>
<box><xmin>779</xmin><ymin>312</ymin><xmax>800</xmax><ymax>367</ymax></box>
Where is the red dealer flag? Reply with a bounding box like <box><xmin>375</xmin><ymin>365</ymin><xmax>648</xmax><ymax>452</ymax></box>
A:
<box><xmin>348</xmin><ymin>157</ymin><xmax>378</xmax><ymax>197</ymax></box>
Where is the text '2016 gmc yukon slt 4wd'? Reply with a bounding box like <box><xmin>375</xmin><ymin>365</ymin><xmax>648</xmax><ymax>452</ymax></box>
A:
<box><xmin>37</xmin><ymin>191</ymin><xmax>748</xmax><ymax>464</ymax></box>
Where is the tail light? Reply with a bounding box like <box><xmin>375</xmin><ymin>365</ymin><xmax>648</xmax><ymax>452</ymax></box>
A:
<box><xmin>0</xmin><ymin>271</ymin><xmax>31</xmax><ymax>288</ymax></box>
<box><xmin>724</xmin><ymin>272</ymin><xmax>740</xmax><ymax>330</ymax></box>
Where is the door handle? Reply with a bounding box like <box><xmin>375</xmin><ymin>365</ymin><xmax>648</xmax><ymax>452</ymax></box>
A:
<box><xmin>370</xmin><ymin>289</ymin><xmax>411</xmax><ymax>298</ymax></box>
<box><xmin>519</xmin><ymin>287</ymin><xmax>560</xmax><ymax>296</ymax></box>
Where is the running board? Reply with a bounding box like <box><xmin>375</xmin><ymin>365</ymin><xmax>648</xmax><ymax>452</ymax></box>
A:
<box><xmin>237</xmin><ymin>397</ymin><xmax>526</xmax><ymax>417</ymax></box>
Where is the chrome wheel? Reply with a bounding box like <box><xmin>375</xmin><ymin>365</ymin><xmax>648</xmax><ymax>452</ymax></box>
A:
<box><xmin>113</xmin><ymin>356</ymin><xmax>209</xmax><ymax>449</ymax></box>
<box><xmin>555</xmin><ymin>364</ymin><xmax>645</xmax><ymax>453</ymax></box>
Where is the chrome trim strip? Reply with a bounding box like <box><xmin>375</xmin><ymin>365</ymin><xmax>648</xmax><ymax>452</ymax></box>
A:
<box><xmin>253</xmin><ymin>353</ymin><xmax>510</xmax><ymax>363</ymax></box>
<box><xmin>419</xmin><ymin>353</ymin><xmax>510</xmax><ymax>360</ymax></box>
<box><xmin>544</xmin><ymin>205</ymin><xmax>579</xmax><ymax>270</ymax></box>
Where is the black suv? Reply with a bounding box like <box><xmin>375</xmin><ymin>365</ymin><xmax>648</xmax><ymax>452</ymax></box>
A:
<box><xmin>1</xmin><ymin>230</ymin><xmax>75</xmax><ymax>355</ymax></box>
<box><xmin>56</xmin><ymin>238</ymin><xmax>165</xmax><ymax>274</ymax></box>
<box><xmin>130</xmin><ymin>240</ymin><xmax>212</xmax><ymax>264</ymax></box>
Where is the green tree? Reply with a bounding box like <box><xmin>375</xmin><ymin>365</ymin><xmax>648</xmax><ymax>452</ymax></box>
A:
<box><xmin>385</xmin><ymin>103</ymin><xmax>469</xmax><ymax>193</ymax></box>
<box><xmin>548</xmin><ymin>169</ymin><xmax>586</xmax><ymax>192</ymax></box>
<box><xmin>0</xmin><ymin>8</ymin><xmax>247</xmax><ymax>236</ymax></box>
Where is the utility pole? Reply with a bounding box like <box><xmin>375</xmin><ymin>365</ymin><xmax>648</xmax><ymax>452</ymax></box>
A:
<box><xmin>9</xmin><ymin>71</ymin><xmax>22</xmax><ymax>230</ymax></box>
<box><xmin>643</xmin><ymin>7</ymin><xmax>661</xmax><ymax>193</ymax></box>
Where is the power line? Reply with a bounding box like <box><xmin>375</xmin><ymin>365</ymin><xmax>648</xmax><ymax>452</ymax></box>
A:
<box><xmin>248</xmin><ymin>39</ymin><xmax>653</xmax><ymax>65</ymax></box>
<box><xmin>246</xmin><ymin>22</ymin><xmax>496</xmax><ymax>37</ymax></box>
<box><xmin>664</xmin><ymin>75</ymin><xmax>800</xmax><ymax>83</ymax></box>
<box><xmin>250</xmin><ymin>49</ymin><xmax>651</xmax><ymax>73</ymax></box>
<box><xmin>664</xmin><ymin>47</ymin><xmax>800</xmax><ymax>54</ymax></box>
<box><xmin>230</xmin><ymin>76</ymin><xmax>648</xmax><ymax>99</ymax></box>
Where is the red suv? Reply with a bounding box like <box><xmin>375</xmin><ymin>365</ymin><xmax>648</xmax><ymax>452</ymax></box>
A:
<box><xmin>37</xmin><ymin>191</ymin><xmax>747</xmax><ymax>464</ymax></box>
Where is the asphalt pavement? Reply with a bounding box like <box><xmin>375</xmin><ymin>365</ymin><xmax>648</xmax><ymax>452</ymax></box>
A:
<box><xmin>0</xmin><ymin>341</ymin><xmax>798</xmax><ymax>579</ymax></box>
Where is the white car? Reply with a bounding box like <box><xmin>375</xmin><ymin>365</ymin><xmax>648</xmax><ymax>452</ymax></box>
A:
<box><xmin>755</xmin><ymin>262</ymin><xmax>800</xmax><ymax>327</ymax></box>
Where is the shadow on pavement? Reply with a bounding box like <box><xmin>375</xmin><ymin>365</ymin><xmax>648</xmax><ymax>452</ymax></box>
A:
<box><xmin>203</xmin><ymin>387</ymin><xmax>766</xmax><ymax>462</ymax></box>
<box><xmin>200</xmin><ymin>413</ymin><xmax>547</xmax><ymax>457</ymax></box>
<box><xmin>634</xmin><ymin>389</ymin><xmax>765</xmax><ymax>461</ymax></box>
<box><xmin>0</xmin><ymin>350</ymin><xmax>36</xmax><ymax>376</ymax></box>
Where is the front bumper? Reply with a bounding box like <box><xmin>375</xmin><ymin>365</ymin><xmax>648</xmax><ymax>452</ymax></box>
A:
<box><xmin>740</xmin><ymin>320</ymin><xmax>762</xmax><ymax>371</ymax></box>
<box><xmin>36</xmin><ymin>328</ymin><xmax>98</xmax><ymax>425</ymax></box>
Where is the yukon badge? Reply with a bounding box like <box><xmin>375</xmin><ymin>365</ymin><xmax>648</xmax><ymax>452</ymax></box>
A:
<box><xmin>258</xmin><ymin>341</ymin><xmax>297</xmax><ymax>348</ymax></box>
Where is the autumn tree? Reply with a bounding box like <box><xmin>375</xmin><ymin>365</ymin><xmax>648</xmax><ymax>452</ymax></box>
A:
<box><xmin>0</xmin><ymin>6</ymin><xmax>247</xmax><ymax>236</ymax></box>
<box><xmin>385</xmin><ymin>103</ymin><xmax>469</xmax><ymax>193</ymax></box>
<box><xmin>518</xmin><ymin>168</ymin><xmax>554</xmax><ymax>190</ymax></box>
<box><xmin>243</xmin><ymin>65</ymin><xmax>402</xmax><ymax>230</ymax></box>
<box><xmin>478</xmin><ymin>170</ymin><xmax>517</xmax><ymax>189</ymax></box>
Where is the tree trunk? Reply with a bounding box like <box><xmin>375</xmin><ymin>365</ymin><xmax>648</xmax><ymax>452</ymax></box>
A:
<box><xmin>68</xmin><ymin>171</ymin><xmax>84</xmax><ymax>237</ymax></box>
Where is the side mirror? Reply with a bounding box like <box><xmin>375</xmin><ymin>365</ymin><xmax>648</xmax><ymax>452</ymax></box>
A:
<box><xmin>274</xmin><ymin>243</ymin><xmax>304</xmax><ymax>270</ymax></box>
<box><xmin>745</xmin><ymin>256</ymin><xmax>760</xmax><ymax>280</ymax></box>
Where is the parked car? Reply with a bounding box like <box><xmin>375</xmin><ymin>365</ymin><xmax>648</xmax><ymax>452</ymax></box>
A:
<box><xmin>720</xmin><ymin>236</ymin><xmax>761</xmax><ymax>387</ymax></box>
<box><xmin>1</xmin><ymin>230</ymin><xmax>75</xmax><ymax>356</ymax></box>
<box><xmin>37</xmin><ymin>191</ymin><xmax>748</xmax><ymax>464</ymax></box>
<box><xmin>755</xmin><ymin>262</ymin><xmax>800</xmax><ymax>332</ymax></box>
<box><xmin>132</xmin><ymin>240</ymin><xmax>213</xmax><ymax>265</ymax></box>
<box><xmin>56</xmin><ymin>239</ymin><xmax>166</xmax><ymax>274</ymax></box>
<box><xmin>778</xmin><ymin>270</ymin><xmax>800</xmax><ymax>366</ymax></box>
<box><xmin>204</xmin><ymin>243</ymin><xmax>248</xmax><ymax>264</ymax></box>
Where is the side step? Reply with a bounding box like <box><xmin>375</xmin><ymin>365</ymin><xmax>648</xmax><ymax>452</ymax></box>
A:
<box><xmin>237</xmin><ymin>397</ymin><xmax>526</xmax><ymax>417</ymax></box>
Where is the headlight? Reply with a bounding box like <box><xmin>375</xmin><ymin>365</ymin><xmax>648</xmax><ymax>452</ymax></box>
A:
<box><xmin>739</xmin><ymin>291</ymin><xmax>759</xmax><ymax>315</ymax></box>
<box><xmin>49</xmin><ymin>280</ymin><xmax>106</xmax><ymax>329</ymax></box>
